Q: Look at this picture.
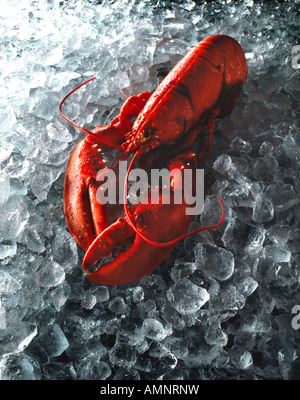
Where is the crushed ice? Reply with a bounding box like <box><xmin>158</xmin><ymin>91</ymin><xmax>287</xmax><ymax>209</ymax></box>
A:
<box><xmin>0</xmin><ymin>0</ymin><xmax>299</xmax><ymax>380</ymax></box>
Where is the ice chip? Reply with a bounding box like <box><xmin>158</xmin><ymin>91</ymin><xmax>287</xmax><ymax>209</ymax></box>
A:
<box><xmin>0</xmin><ymin>195</ymin><xmax>29</xmax><ymax>241</ymax></box>
<box><xmin>108</xmin><ymin>296</ymin><xmax>127</xmax><ymax>315</ymax></box>
<box><xmin>0</xmin><ymin>353</ymin><xmax>41</xmax><ymax>380</ymax></box>
<box><xmin>22</xmin><ymin>229</ymin><xmax>45</xmax><ymax>254</ymax></box>
<box><xmin>39</xmin><ymin>324</ymin><xmax>69</xmax><ymax>358</ymax></box>
<box><xmin>265</xmin><ymin>182</ymin><xmax>299</xmax><ymax>212</ymax></box>
<box><xmin>30</xmin><ymin>165</ymin><xmax>61</xmax><ymax>202</ymax></box>
<box><xmin>204</xmin><ymin>323</ymin><xmax>228</xmax><ymax>346</ymax></box>
<box><xmin>0</xmin><ymin>301</ymin><xmax>6</xmax><ymax>329</ymax></box>
<box><xmin>0</xmin><ymin>271</ymin><xmax>21</xmax><ymax>293</ymax></box>
<box><xmin>141</xmin><ymin>318</ymin><xmax>166</xmax><ymax>341</ymax></box>
<box><xmin>213</xmin><ymin>154</ymin><xmax>233</xmax><ymax>174</ymax></box>
<box><xmin>234</xmin><ymin>276</ymin><xmax>258</xmax><ymax>298</ymax></box>
<box><xmin>211</xmin><ymin>284</ymin><xmax>246</xmax><ymax>311</ymax></box>
<box><xmin>129</xmin><ymin>63</ymin><xmax>149</xmax><ymax>83</ymax></box>
<box><xmin>117</xmin><ymin>69</ymin><xmax>131</xmax><ymax>89</ymax></box>
<box><xmin>49</xmin><ymin>71</ymin><xmax>81</xmax><ymax>92</ymax></box>
<box><xmin>0</xmin><ymin>104</ymin><xmax>17</xmax><ymax>133</ymax></box>
<box><xmin>42</xmin><ymin>362</ymin><xmax>77</xmax><ymax>380</ymax></box>
<box><xmin>52</xmin><ymin>227</ymin><xmax>78</xmax><ymax>272</ymax></box>
<box><xmin>170</xmin><ymin>259</ymin><xmax>196</xmax><ymax>282</ymax></box>
<box><xmin>259</xmin><ymin>141</ymin><xmax>274</xmax><ymax>156</ymax></box>
<box><xmin>167</xmin><ymin>278</ymin><xmax>210</xmax><ymax>315</ymax></box>
<box><xmin>253</xmin><ymin>156</ymin><xmax>278</xmax><ymax>181</ymax></box>
<box><xmin>229</xmin><ymin>345</ymin><xmax>253</xmax><ymax>370</ymax></box>
<box><xmin>48</xmin><ymin>285</ymin><xmax>70</xmax><ymax>311</ymax></box>
<box><xmin>35</xmin><ymin>262</ymin><xmax>65</xmax><ymax>288</ymax></box>
<box><xmin>230</xmin><ymin>136</ymin><xmax>252</xmax><ymax>153</ymax></box>
<box><xmin>252</xmin><ymin>195</ymin><xmax>274</xmax><ymax>223</ymax></box>
<box><xmin>81</xmin><ymin>292</ymin><xmax>97</xmax><ymax>310</ymax></box>
<box><xmin>38</xmin><ymin>42</ymin><xmax>63</xmax><ymax>66</ymax></box>
<box><xmin>244</xmin><ymin>227</ymin><xmax>266</xmax><ymax>255</ymax></box>
<box><xmin>96</xmin><ymin>286</ymin><xmax>110</xmax><ymax>303</ymax></box>
<box><xmin>0</xmin><ymin>243</ymin><xmax>17</xmax><ymax>260</ymax></box>
<box><xmin>46</xmin><ymin>121</ymin><xmax>73</xmax><ymax>143</ymax></box>
<box><xmin>253</xmin><ymin>258</ymin><xmax>279</xmax><ymax>282</ymax></box>
<box><xmin>263</xmin><ymin>244</ymin><xmax>291</xmax><ymax>263</ymax></box>
<box><xmin>17</xmin><ymin>325</ymin><xmax>38</xmax><ymax>353</ymax></box>
<box><xmin>109</xmin><ymin>343</ymin><xmax>137</xmax><ymax>369</ymax></box>
<box><xmin>284</xmin><ymin>71</ymin><xmax>300</xmax><ymax>100</ymax></box>
<box><xmin>86</xmin><ymin>361</ymin><xmax>111</xmax><ymax>380</ymax></box>
<box><xmin>194</xmin><ymin>243</ymin><xmax>235</xmax><ymax>281</ymax></box>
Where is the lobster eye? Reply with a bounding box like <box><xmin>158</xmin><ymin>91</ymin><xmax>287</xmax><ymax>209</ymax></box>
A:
<box><xmin>143</xmin><ymin>130</ymin><xmax>150</xmax><ymax>139</ymax></box>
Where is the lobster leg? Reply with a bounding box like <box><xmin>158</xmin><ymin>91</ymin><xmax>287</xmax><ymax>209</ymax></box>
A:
<box><xmin>87</xmin><ymin>91</ymin><xmax>152</xmax><ymax>150</ymax></box>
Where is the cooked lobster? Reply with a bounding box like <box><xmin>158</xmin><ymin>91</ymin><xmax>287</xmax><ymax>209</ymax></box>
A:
<box><xmin>60</xmin><ymin>35</ymin><xmax>247</xmax><ymax>285</ymax></box>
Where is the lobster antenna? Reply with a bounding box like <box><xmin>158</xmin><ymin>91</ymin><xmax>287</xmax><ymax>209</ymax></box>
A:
<box><xmin>123</xmin><ymin>152</ymin><xmax>225</xmax><ymax>248</ymax></box>
<box><xmin>110</xmin><ymin>136</ymin><xmax>136</xmax><ymax>170</ymax></box>
<box><xmin>59</xmin><ymin>77</ymin><xmax>122</xmax><ymax>150</ymax></box>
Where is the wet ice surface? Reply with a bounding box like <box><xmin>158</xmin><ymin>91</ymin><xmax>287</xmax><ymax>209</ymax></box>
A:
<box><xmin>0</xmin><ymin>0</ymin><xmax>299</xmax><ymax>380</ymax></box>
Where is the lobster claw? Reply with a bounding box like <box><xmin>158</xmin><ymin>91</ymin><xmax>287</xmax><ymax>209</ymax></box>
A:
<box><xmin>63</xmin><ymin>139</ymin><xmax>109</xmax><ymax>252</ymax></box>
<box><xmin>83</xmin><ymin>191</ymin><xmax>194</xmax><ymax>285</ymax></box>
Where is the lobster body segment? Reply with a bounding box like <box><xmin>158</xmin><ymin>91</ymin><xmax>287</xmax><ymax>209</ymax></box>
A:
<box><xmin>60</xmin><ymin>35</ymin><xmax>248</xmax><ymax>285</ymax></box>
<box><xmin>125</xmin><ymin>35</ymin><xmax>247</xmax><ymax>155</ymax></box>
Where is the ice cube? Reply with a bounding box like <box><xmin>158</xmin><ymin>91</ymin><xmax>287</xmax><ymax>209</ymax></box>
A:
<box><xmin>212</xmin><ymin>285</ymin><xmax>246</xmax><ymax>311</ymax></box>
<box><xmin>108</xmin><ymin>296</ymin><xmax>127</xmax><ymax>315</ymax></box>
<box><xmin>0</xmin><ymin>104</ymin><xmax>17</xmax><ymax>133</ymax></box>
<box><xmin>141</xmin><ymin>318</ymin><xmax>166</xmax><ymax>341</ymax></box>
<box><xmin>109</xmin><ymin>343</ymin><xmax>137</xmax><ymax>369</ymax></box>
<box><xmin>252</xmin><ymin>195</ymin><xmax>274</xmax><ymax>223</ymax></box>
<box><xmin>234</xmin><ymin>276</ymin><xmax>258</xmax><ymax>298</ymax></box>
<box><xmin>213</xmin><ymin>154</ymin><xmax>234</xmax><ymax>174</ymax></box>
<box><xmin>253</xmin><ymin>258</ymin><xmax>279</xmax><ymax>282</ymax></box>
<box><xmin>170</xmin><ymin>259</ymin><xmax>196</xmax><ymax>282</ymax></box>
<box><xmin>86</xmin><ymin>361</ymin><xmax>111</xmax><ymax>380</ymax></box>
<box><xmin>21</xmin><ymin>229</ymin><xmax>45</xmax><ymax>254</ymax></box>
<box><xmin>52</xmin><ymin>227</ymin><xmax>78</xmax><ymax>273</ymax></box>
<box><xmin>283</xmin><ymin>71</ymin><xmax>299</xmax><ymax>100</ymax></box>
<box><xmin>35</xmin><ymin>261</ymin><xmax>65</xmax><ymax>288</ymax></box>
<box><xmin>244</xmin><ymin>227</ymin><xmax>266</xmax><ymax>255</ymax></box>
<box><xmin>204</xmin><ymin>323</ymin><xmax>228</xmax><ymax>346</ymax></box>
<box><xmin>252</xmin><ymin>156</ymin><xmax>278</xmax><ymax>181</ymax></box>
<box><xmin>96</xmin><ymin>286</ymin><xmax>110</xmax><ymax>303</ymax></box>
<box><xmin>0</xmin><ymin>301</ymin><xmax>6</xmax><ymax>329</ymax></box>
<box><xmin>229</xmin><ymin>345</ymin><xmax>253</xmax><ymax>369</ymax></box>
<box><xmin>42</xmin><ymin>362</ymin><xmax>77</xmax><ymax>380</ymax></box>
<box><xmin>0</xmin><ymin>243</ymin><xmax>17</xmax><ymax>260</ymax></box>
<box><xmin>263</xmin><ymin>244</ymin><xmax>291</xmax><ymax>263</ymax></box>
<box><xmin>166</xmin><ymin>278</ymin><xmax>210</xmax><ymax>315</ymax></box>
<box><xmin>0</xmin><ymin>195</ymin><xmax>29</xmax><ymax>241</ymax></box>
<box><xmin>49</xmin><ymin>71</ymin><xmax>81</xmax><ymax>92</ymax></box>
<box><xmin>0</xmin><ymin>353</ymin><xmax>41</xmax><ymax>380</ymax></box>
<box><xmin>129</xmin><ymin>63</ymin><xmax>149</xmax><ymax>83</ymax></box>
<box><xmin>38</xmin><ymin>324</ymin><xmax>69</xmax><ymax>358</ymax></box>
<box><xmin>265</xmin><ymin>182</ymin><xmax>299</xmax><ymax>212</ymax></box>
<box><xmin>48</xmin><ymin>285</ymin><xmax>70</xmax><ymax>311</ymax></box>
<box><xmin>81</xmin><ymin>292</ymin><xmax>97</xmax><ymax>310</ymax></box>
<box><xmin>230</xmin><ymin>136</ymin><xmax>252</xmax><ymax>153</ymax></box>
<box><xmin>194</xmin><ymin>243</ymin><xmax>235</xmax><ymax>281</ymax></box>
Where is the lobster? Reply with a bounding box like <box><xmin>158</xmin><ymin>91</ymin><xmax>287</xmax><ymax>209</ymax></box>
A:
<box><xmin>60</xmin><ymin>35</ymin><xmax>247</xmax><ymax>285</ymax></box>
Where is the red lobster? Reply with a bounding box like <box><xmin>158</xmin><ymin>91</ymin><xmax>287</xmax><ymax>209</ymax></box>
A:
<box><xmin>60</xmin><ymin>35</ymin><xmax>247</xmax><ymax>285</ymax></box>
